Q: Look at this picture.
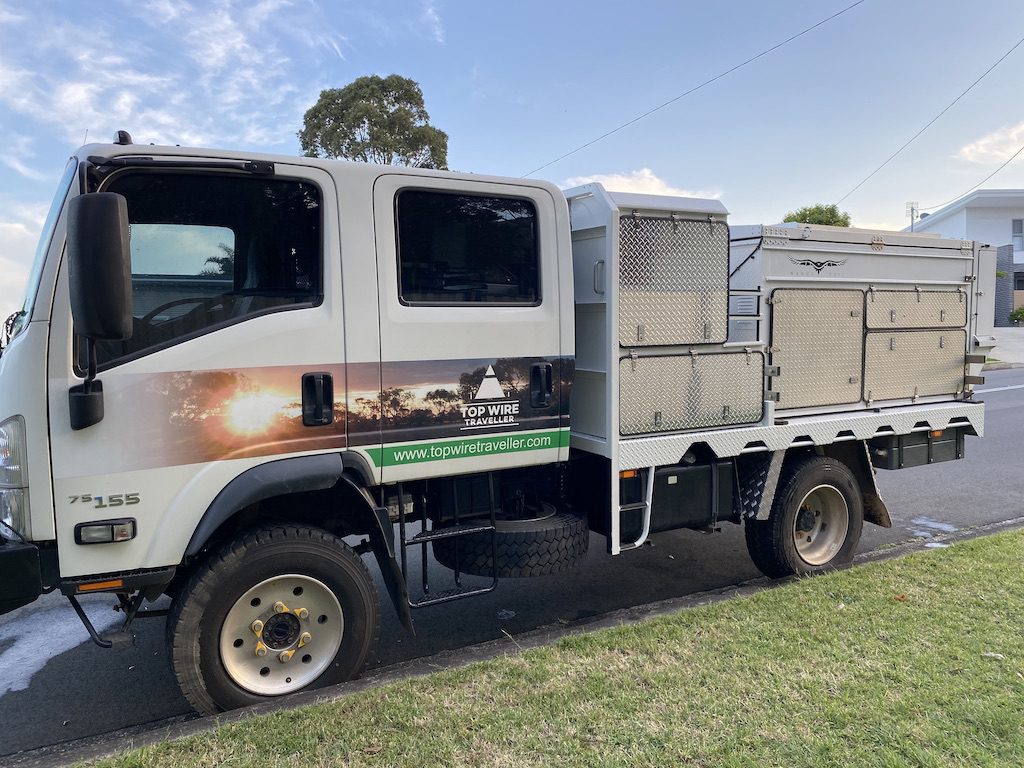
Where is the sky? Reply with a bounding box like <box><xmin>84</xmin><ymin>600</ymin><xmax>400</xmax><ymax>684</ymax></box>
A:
<box><xmin>3</xmin><ymin>0</ymin><xmax>1024</xmax><ymax>321</ymax></box>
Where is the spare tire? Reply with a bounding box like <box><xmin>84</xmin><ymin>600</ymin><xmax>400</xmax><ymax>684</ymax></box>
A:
<box><xmin>432</xmin><ymin>505</ymin><xmax>588</xmax><ymax>578</ymax></box>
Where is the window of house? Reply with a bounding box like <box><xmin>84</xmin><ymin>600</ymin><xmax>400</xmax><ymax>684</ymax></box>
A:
<box><xmin>90</xmin><ymin>172</ymin><xmax>321</xmax><ymax>368</ymax></box>
<box><xmin>395</xmin><ymin>190</ymin><xmax>539</xmax><ymax>305</ymax></box>
<box><xmin>1015</xmin><ymin>274</ymin><xmax>1024</xmax><ymax>291</ymax></box>
<box><xmin>1013</xmin><ymin>219</ymin><xmax>1023</xmax><ymax>251</ymax></box>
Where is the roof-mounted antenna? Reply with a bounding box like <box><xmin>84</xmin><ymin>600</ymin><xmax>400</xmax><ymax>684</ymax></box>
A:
<box><xmin>114</xmin><ymin>130</ymin><xmax>133</xmax><ymax>146</ymax></box>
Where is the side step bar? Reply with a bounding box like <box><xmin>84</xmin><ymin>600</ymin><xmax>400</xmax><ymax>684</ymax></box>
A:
<box><xmin>397</xmin><ymin>477</ymin><xmax>499</xmax><ymax>608</ymax></box>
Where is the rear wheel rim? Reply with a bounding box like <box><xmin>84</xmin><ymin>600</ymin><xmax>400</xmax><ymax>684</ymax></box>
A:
<box><xmin>219</xmin><ymin>574</ymin><xmax>344</xmax><ymax>696</ymax></box>
<box><xmin>792</xmin><ymin>484</ymin><xmax>849</xmax><ymax>566</ymax></box>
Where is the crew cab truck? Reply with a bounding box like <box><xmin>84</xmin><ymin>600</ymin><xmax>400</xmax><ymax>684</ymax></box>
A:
<box><xmin>0</xmin><ymin>133</ymin><xmax>993</xmax><ymax>714</ymax></box>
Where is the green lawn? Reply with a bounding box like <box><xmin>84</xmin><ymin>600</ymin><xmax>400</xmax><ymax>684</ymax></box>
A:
<box><xmin>96</xmin><ymin>531</ymin><xmax>1024</xmax><ymax>767</ymax></box>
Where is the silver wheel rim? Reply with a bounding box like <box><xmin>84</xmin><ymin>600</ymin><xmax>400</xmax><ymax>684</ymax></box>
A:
<box><xmin>793</xmin><ymin>484</ymin><xmax>849</xmax><ymax>566</ymax></box>
<box><xmin>219</xmin><ymin>574</ymin><xmax>344</xmax><ymax>696</ymax></box>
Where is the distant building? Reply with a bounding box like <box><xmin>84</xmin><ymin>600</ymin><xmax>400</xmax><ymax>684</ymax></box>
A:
<box><xmin>908</xmin><ymin>189</ymin><xmax>1024</xmax><ymax>323</ymax></box>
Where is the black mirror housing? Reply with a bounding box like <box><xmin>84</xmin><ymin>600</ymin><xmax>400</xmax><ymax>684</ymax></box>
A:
<box><xmin>67</xmin><ymin>193</ymin><xmax>132</xmax><ymax>341</ymax></box>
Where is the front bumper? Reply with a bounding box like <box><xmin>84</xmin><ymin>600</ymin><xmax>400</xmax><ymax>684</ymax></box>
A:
<box><xmin>0</xmin><ymin>537</ymin><xmax>42</xmax><ymax>615</ymax></box>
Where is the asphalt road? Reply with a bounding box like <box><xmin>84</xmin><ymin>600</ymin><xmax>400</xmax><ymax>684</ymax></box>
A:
<box><xmin>3</xmin><ymin>367</ymin><xmax>1023</xmax><ymax>759</ymax></box>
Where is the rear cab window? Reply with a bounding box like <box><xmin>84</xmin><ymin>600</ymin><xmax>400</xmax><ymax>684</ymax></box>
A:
<box><xmin>395</xmin><ymin>190</ymin><xmax>539</xmax><ymax>306</ymax></box>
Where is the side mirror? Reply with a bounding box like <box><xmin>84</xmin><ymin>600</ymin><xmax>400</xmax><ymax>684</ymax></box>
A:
<box><xmin>66</xmin><ymin>193</ymin><xmax>131</xmax><ymax>430</ymax></box>
<box><xmin>67</xmin><ymin>193</ymin><xmax>132</xmax><ymax>340</ymax></box>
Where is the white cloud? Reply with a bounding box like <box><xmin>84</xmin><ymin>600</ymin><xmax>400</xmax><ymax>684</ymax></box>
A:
<box><xmin>0</xmin><ymin>1</ymin><xmax>346</xmax><ymax>151</ymax></box>
<box><xmin>1</xmin><ymin>157</ymin><xmax>46</xmax><ymax>182</ymax></box>
<box><xmin>957</xmin><ymin>121</ymin><xmax>1024</xmax><ymax>164</ymax></box>
<box><xmin>849</xmin><ymin>219</ymin><xmax>904</xmax><ymax>232</ymax></box>
<box><xmin>143</xmin><ymin>0</ymin><xmax>188</xmax><ymax>23</ymax></box>
<box><xmin>0</xmin><ymin>2</ymin><xmax>25</xmax><ymax>24</ymax></box>
<box><xmin>0</xmin><ymin>201</ymin><xmax>47</xmax><ymax>318</ymax></box>
<box><xmin>562</xmin><ymin>168</ymin><xmax>720</xmax><ymax>199</ymax></box>
<box><xmin>0</xmin><ymin>134</ymin><xmax>46</xmax><ymax>181</ymax></box>
<box><xmin>421</xmin><ymin>0</ymin><xmax>444</xmax><ymax>43</ymax></box>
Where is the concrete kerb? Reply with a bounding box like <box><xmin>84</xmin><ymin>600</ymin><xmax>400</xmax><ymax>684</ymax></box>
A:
<box><xmin>10</xmin><ymin>513</ymin><xmax>1024</xmax><ymax>768</ymax></box>
<box><xmin>988</xmin><ymin>328</ymin><xmax>1024</xmax><ymax>368</ymax></box>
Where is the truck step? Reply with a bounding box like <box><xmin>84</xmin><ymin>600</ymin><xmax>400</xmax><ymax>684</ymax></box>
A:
<box><xmin>410</xmin><ymin>583</ymin><xmax>496</xmax><ymax>607</ymax></box>
<box><xmin>404</xmin><ymin>523</ymin><xmax>495</xmax><ymax>546</ymax></box>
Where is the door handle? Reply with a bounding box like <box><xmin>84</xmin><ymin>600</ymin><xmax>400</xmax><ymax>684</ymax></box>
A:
<box><xmin>301</xmin><ymin>372</ymin><xmax>334</xmax><ymax>426</ymax></box>
<box><xmin>530</xmin><ymin>362</ymin><xmax>553</xmax><ymax>408</ymax></box>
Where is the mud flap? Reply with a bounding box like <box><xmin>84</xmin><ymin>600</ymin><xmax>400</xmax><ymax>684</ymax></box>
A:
<box><xmin>820</xmin><ymin>442</ymin><xmax>892</xmax><ymax>528</ymax></box>
<box><xmin>367</xmin><ymin>504</ymin><xmax>416</xmax><ymax>635</ymax></box>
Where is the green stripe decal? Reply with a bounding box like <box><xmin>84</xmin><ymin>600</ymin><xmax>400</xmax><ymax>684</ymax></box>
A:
<box><xmin>364</xmin><ymin>428</ymin><xmax>570</xmax><ymax>468</ymax></box>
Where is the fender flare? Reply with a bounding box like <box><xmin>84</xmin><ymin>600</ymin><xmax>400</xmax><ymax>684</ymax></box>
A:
<box><xmin>185</xmin><ymin>453</ymin><xmax>345</xmax><ymax>557</ymax></box>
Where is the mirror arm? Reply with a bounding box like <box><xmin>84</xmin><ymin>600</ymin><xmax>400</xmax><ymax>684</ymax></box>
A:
<box><xmin>83</xmin><ymin>338</ymin><xmax>98</xmax><ymax>394</ymax></box>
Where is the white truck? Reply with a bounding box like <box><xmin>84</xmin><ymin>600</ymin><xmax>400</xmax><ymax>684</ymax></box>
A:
<box><xmin>0</xmin><ymin>133</ymin><xmax>994</xmax><ymax>713</ymax></box>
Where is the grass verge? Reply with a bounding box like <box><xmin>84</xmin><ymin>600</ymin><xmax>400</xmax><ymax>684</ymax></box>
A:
<box><xmin>96</xmin><ymin>531</ymin><xmax>1024</xmax><ymax>767</ymax></box>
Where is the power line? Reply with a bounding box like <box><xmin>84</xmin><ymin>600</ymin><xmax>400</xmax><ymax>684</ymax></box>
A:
<box><xmin>521</xmin><ymin>0</ymin><xmax>868</xmax><ymax>178</ymax></box>
<box><xmin>920</xmin><ymin>141</ymin><xmax>1024</xmax><ymax>212</ymax></box>
<box><xmin>836</xmin><ymin>33</ymin><xmax>1024</xmax><ymax>204</ymax></box>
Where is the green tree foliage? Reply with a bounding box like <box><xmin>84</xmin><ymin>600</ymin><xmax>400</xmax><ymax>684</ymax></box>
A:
<box><xmin>782</xmin><ymin>204</ymin><xmax>851</xmax><ymax>227</ymax></box>
<box><xmin>298</xmin><ymin>74</ymin><xmax>448</xmax><ymax>169</ymax></box>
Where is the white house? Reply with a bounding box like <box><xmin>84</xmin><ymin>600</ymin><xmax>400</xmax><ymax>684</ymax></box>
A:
<box><xmin>908</xmin><ymin>189</ymin><xmax>1024</xmax><ymax>313</ymax></box>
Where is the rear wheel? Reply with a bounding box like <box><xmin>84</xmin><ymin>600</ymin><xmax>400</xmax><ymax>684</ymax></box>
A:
<box><xmin>168</xmin><ymin>526</ymin><xmax>379</xmax><ymax>714</ymax></box>
<box><xmin>745</xmin><ymin>455</ymin><xmax>864</xmax><ymax>578</ymax></box>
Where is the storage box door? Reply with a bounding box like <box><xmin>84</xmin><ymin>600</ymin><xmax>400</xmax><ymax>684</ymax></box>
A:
<box><xmin>618</xmin><ymin>216</ymin><xmax>729</xmax><ymax>346</ymax></box>
<box><xmin>863</xmin><ymin>330</ymin><xmax>966</xmax><ymax>402</ymax></box>
<box><xmin>770</xmin><ymin>289</ymin><xmax>864</xmax><ymax>409</ymax></box>
<box><xmin>618</xmin><ymin>352</ymin><xmax>763</xmax><ymax>436</ymax></box>
<box><xmin>865</xmin><ymin>289</ymin><xmax>968</xmax><ymax>329</ymax></box>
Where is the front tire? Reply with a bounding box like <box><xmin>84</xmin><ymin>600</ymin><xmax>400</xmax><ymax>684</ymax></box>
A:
<box><xmin>745</xmin><ymin>455</ymin><xmax>864</xmax><ymax>578</ymax></box>
<box><xmin>168</xmin><ymin>526</ymin><xmax>379</xmax><ymax>714</ymax></box>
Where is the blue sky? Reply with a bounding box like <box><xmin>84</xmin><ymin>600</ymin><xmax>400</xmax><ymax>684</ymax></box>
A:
<box><xmin>3</xmin><ymin>0</ymin><xmax>1024</xmax><ymax>321</ymax></box>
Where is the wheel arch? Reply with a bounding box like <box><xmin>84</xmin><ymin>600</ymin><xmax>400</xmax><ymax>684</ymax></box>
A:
<box><xmin>185</xmin><ymin>453</ymin><xmax>347</xmax><ymax>558</ymax></box>
<box><xmin>181</xmin><ymin>452</ymin><xmax>415</xmax><ymax>634</ymax></box>
<box><xmin>737</xmin><ymin>443</ymin><xmax>890</xmax><ymax>528</ymax></box>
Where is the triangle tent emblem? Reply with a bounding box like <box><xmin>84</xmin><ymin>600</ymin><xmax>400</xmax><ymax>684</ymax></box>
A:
<box><xmin>474</xmin><ymin>365</ymin><xmax>507</xmax><ymax>400</ymax></box>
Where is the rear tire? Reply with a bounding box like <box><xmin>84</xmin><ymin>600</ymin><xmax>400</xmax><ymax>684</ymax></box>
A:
<box><xmin>745</xmin><ymin>455</ymin><xmax>864</xmax><ymax>578</ymax></box>
<box><xmin>167</xmin><ymin>525</ymin><xmax>379</xmax><ymax>714</ymax></box>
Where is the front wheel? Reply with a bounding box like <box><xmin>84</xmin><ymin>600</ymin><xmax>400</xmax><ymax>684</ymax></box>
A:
<box><xmin>168</xmin><ymin>526</ymin><xmax>379</xmax><ymax>714</ymax></box>
<box><xmin>745</xmin><ymin>455</ymin><xmax>864</xmax><ymax>578</ymax></box>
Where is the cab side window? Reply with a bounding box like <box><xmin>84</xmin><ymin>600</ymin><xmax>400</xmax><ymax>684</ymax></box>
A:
<box><xmin>395</xmin><ymin>190</ymin><xmax>539</xmax><ymax>305</ymax></box>
<box><xmin>91</xmin><ymin>172</ymin><xmax>321</xmax><ymax>368</ymax></box>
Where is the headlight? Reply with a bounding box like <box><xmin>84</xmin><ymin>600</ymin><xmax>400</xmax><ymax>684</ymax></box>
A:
<box><xmin>0</xmin><ymin>416</ymin><xmax>29</xmax><ymax>539</ymax></box>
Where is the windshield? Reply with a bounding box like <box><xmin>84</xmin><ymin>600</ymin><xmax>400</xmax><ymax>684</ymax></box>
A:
<box><xmin>5</xmin><ymin>159</ymin><xmax>78</xmax><ymax>345</ymax></box>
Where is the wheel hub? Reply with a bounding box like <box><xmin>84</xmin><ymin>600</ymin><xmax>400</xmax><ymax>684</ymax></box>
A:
<box><xmin>219</xmin><ymin>574</ymin><xmax>344</xmax><ymax>696</ymax></box>
<box><xmin>795</xmin><ymin>507</ymin><xmax>817</xmax><ymax>533</ymax></box>
<box><xmin>792</xmin><ymin>484</ymin><xmax>850</xmax><ymax>567</ymax></box>
<box><xmin>262</xmin><ymin>612</ymin><xmax>300</xmax><ymax>650</ymax></box>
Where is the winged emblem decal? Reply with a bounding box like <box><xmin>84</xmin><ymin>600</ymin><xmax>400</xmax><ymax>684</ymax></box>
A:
<box><xmin>788</xmin><ymin>256</ymin><xmax>848</xmax><ymax>274</ymax></box>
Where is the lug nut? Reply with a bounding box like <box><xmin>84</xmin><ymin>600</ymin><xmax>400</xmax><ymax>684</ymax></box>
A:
<box><xmin>279</xmin><ymin>649</ymin><xmax>295</xmax><ymax>663</ymax></box>
<box><xmin>251</xmin><ymin>619</ymin><xmax>264</xmax><ymax>635</ymax></box>
<box><xmin>273</xmin><ymin>601</ymin><xmax>287</xmax><ymax>613</ymax></box>
<box><xmin>255</xmin><ymin>641</ymin><xmax>268</xmax><ymax>658</ymax></box>
<box><xmin>296</xmin><ymin>608</ymin><xmax>309</xmax><ymax>620</ymax></box>
<box><xmin>298</xmin><ymin>632</ymin><xmax>312</xmax><ymax>648</ymax></box>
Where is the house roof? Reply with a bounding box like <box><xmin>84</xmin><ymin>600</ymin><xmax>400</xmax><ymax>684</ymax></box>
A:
<box><xmin>911</xmin><ymin>189</ymin><xmax>1024</xmax><ymax>232</ymax></box>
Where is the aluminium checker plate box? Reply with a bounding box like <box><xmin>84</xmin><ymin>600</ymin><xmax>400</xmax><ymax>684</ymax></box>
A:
<box><xmin>863</xmin><ymin>329</ymin><xmax>966</xmax><ymax>402</ymax></box>
<box><xmin>618</xmin><ymin>351</ymin><xmax>764</xmax><ymax>436</ymax></box>
<box><xmin>617</xmin><ymin>216</ymin><xmax>729</xmax><ymax>346</ymax></box>
<box><xmin>865</xmin><ymin>289</ymin><xmax>967</xmax><ymax>329</ymax></box>
<box><xmin>770</xmin><ymin>288</ymin><xmax>864</xmax><ymax>410</ymax></box>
